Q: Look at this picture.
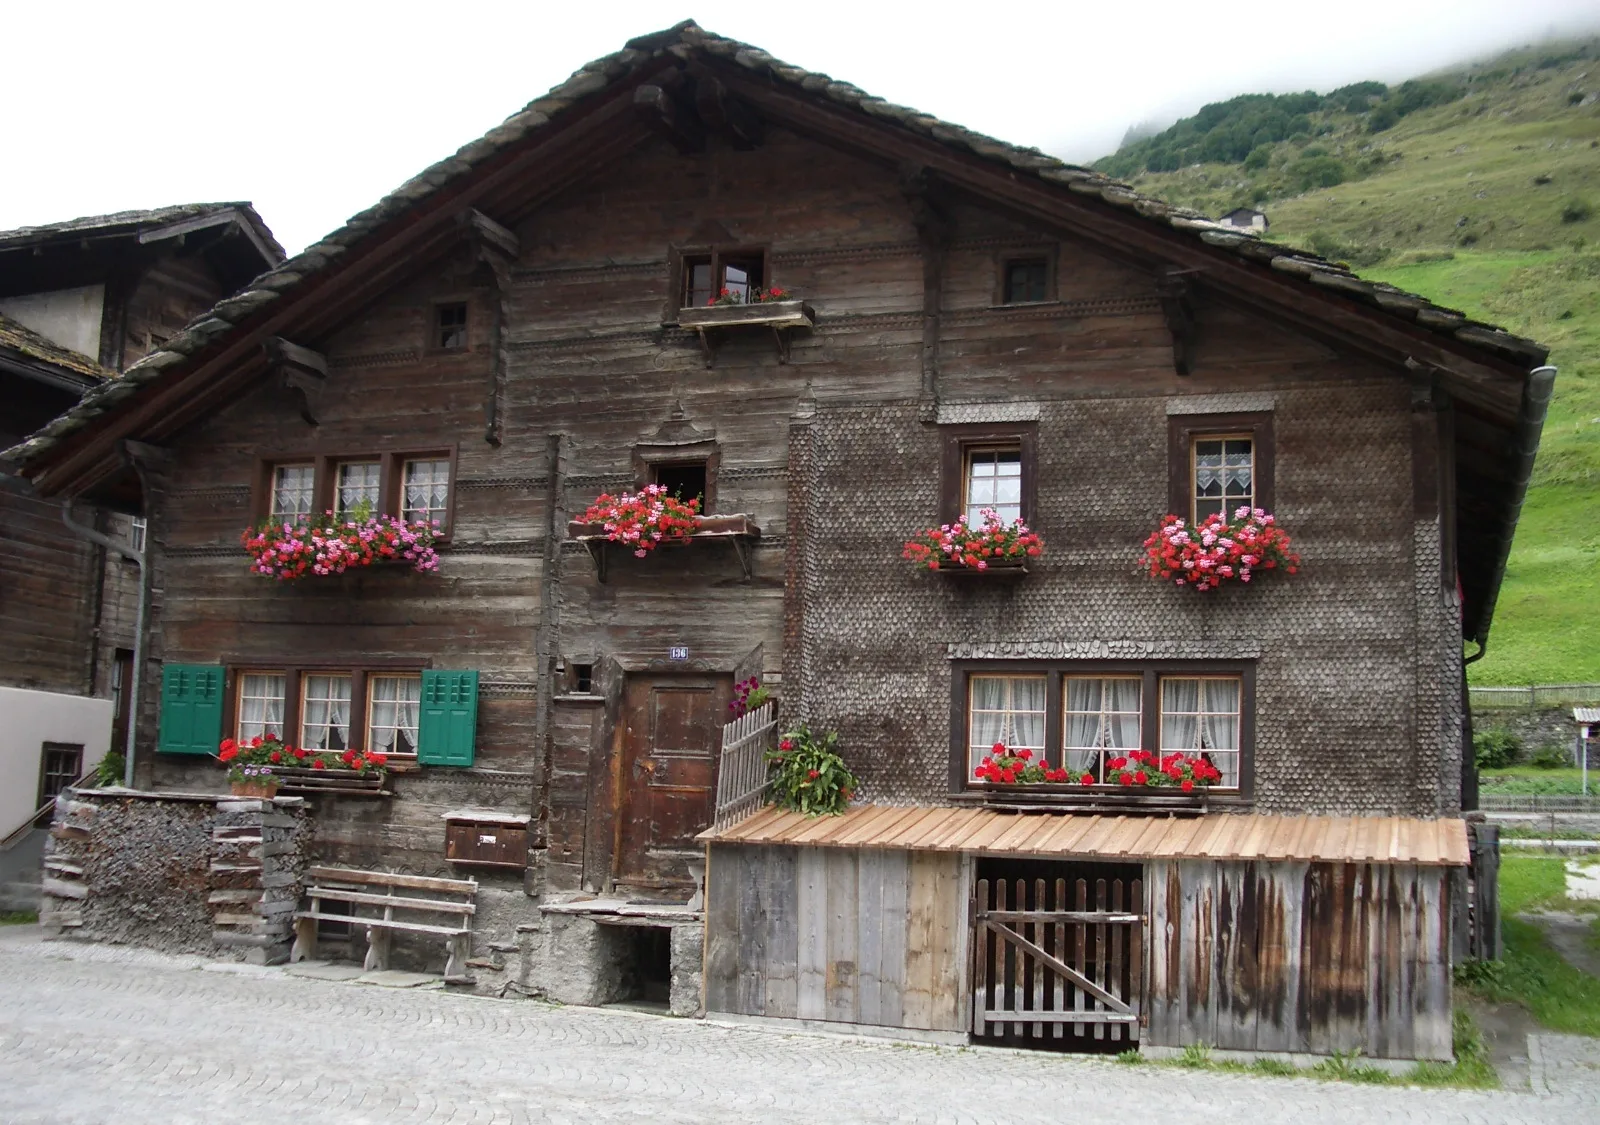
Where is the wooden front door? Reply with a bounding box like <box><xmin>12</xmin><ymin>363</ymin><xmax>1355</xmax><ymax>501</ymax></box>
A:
<box><xmin>615</xmin><ymin>673</ymin><xmax>731</xmax><ymax>892</ymax></box>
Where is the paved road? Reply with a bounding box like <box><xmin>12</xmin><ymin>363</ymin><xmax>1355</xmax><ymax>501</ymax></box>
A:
<box><xmin>1</xmin><ymin>927</ymin><xmax>1595</xmax><ymax>1125</ymax></box>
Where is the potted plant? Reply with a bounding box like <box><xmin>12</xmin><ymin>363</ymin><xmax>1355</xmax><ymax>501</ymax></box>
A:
<box><xmin>218</xmin><ymin>736</ymin><xmax>284</xmax><ymax>798</ymax></box>
<box><xmin>903</xmin><ymin>509</ymin><xmax>1044</xmax><ymax>572</ymax></box>
<box><xmin>727</xmin><ymin>676</ymin><xmax>772</xmax><ymax>721</ymax></box>
<box><xmin>1142</xmin><ymin>507</ymin><xmax>1298</xmax><ymax>591</ymax></box>
<box><xmin>242</xmin><ymin>501</ymin><xmax>440</xmax><ymax>580</ymax></box>
<box><xmin>767</xmin><ymin>725</ymin><xmax>855</xmax><ymax>816</ymax></box>
<box><xmin>570</xmin><ymin>484</ymin><xmax>701</xmax><ymax>557</ymax></box>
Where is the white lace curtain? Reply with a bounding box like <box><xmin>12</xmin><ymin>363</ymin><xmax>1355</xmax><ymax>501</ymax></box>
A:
<box><xmin>369</xmin><ymin>676</ymin><xmax>421</xmax><ymax>754</ymax></box>
<box><xmin>301</xmin><ymin>675</ymin><xmax>351</xmax><ymax>751</ymax></box>
<box><xmin>969</xmin><ymin>676</ymin><xmax>1046</xmax><ymax>768</ymax></box>
<box><xmin>1063</xmin><ymin>678</ymin><xmax>1141</xmax><ymax>773</ymax></box>
<box><xmin>1160</xmin><ymin>678</ymin><xmax>1240</xmax><ymax>785</ymax></box>
<box><xmin>238</xmin><ymin>674</ymin><xmax>285</xmax><ymax>742</ymax></box>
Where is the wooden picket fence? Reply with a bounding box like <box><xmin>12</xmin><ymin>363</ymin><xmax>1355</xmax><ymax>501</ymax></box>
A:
<box><xmin>712</xmin><ymin>702</ymin><xmax>777</xmax><ymax>829</ymax></box>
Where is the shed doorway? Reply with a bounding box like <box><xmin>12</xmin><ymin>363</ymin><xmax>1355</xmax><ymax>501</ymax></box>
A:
<box><xmin>972</xmin><ymin>857</ymin><xmax>1144</xmax><ymax>1052</ymax></box>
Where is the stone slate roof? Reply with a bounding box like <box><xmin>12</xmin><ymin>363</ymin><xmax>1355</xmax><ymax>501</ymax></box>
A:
<box><xmin>0</xmin><ymin>202</ymin><xmax>283</xmax><ymax>261</ymax></box>
<box><xmin>0</xmin><ymin>312</ymin><xmax>114</xmax><ymax>384</ymax></box>
<box><xmin>0</xmin><ymin>20</ymin><xmax>1548</xmax><ymax>469</ymax></box>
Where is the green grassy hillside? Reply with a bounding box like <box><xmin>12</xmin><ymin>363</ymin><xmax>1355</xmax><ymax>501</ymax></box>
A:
<box><xmin>1096</xmin><ymin>38</ymin><xmax>1600</xmax><ymax>685</ymax></box>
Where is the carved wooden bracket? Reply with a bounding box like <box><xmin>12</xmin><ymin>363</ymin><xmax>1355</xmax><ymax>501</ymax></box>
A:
<box><xmin>263</xmin><ymin>337</ymin><xmax>328</xmax><ymax>425</ymax></box>
<box><xmin>460</xmin><ymin>209</ymin><xmax>520</xmax><ymax>446</ymax></box>
<box><xmin>1157</xmin><ymin>268</ymin><xmax>1199</xmax><ymax>377</ymax></box>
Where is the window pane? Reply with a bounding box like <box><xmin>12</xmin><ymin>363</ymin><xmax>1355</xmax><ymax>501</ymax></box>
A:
<box><xmin>402</xmin><ymin>459</ymin><xmax>451</xmax><ymax>525</ymax></box>
<box><xmin>300</xmin><ymin>674</ymin><xmax>353</xmax><ymax>751</ymax></box>
<box><xmin>685</xmin><ymin>259</ymin><xmax>713</xmax><ymax>308</ymax></box>
<box><xmin>968</xmin><ymin>674</ymin><xmax>1048</xmax><ymax>773</ymax></box>
<box><xmin>964</xmin><ymin>448</ymin><xmax>1023</xmax><ymax>525</ymax></box>
<box><xmin>336</xmin><ymin>462</ymin><xmax>381</xmax><ymax>518</ymax></box>
<box><xmin>1063</xmin><ymin>677</ymin><xmax>1142</xmax><ymax>780</ymax></box>
<box><xmin>1004</xmin><ymin>259</ymin><xmax>1049</xmax><ymax>304</ymax></box>
<box><xmin>271</xmin><ymin>465</ymin><xmax>314</xmax><ymax>522</ymax></box>
<box><xmin>1193</xmin><ymin>436</ymin><xmax>1252</xmax><ymax>521</ymax></box>
<box><xmin>238</xmin><ymin>673</ymin><xmax>286</xmax><ymax>743</ymax></box>
<box><xmin>368</xmin><ymin>675</ymin><xmax>422</xmax><ymax>755</ymax></box>
<box><xmin>437</xmin><ymin>303</ymin><xmax>467</xmax><ymax>349</ymax></box>
<box><xmin>1160</xmin><ymin>676</ymin><xmax>1241</xmax><ymax>788</ymax></box>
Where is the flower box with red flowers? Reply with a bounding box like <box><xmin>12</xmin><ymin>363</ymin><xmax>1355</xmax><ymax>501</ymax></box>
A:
<box><xmin>903</xmin><ymin>510</ymin><xmax>1043</xmax><ymax>576</ymax></box>
<box><xmin>242</xmin><ymin>508</ymin><xmax>440</xmax><ymax>582</ymax></box>
<box><xmin>967</xmin><ymin>743</ymin><xmax>1223</xmax><ymax>811</ymax></box>
<box><xmin>568</xmin><ymin>486</ymin><xmax>760</xmax><ymax>581</ymax></box>
<box><xmin>217</xmin><ymin>736</ymin><xmax>390</xmax><ymax>797</ymax></box>
<box><xmin>675</xmin><ymin>294</ymin><xmax>814</xmax><ymax>331</ymax></box>
<box><xmin>1142</xmin><ymin>507</ymin><xmax>1299</xmax><ymax>591</ymax></box>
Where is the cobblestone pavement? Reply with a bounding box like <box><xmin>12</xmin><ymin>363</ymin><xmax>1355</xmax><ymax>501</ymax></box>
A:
<box><xmin>2</xmin><ymin>927</ymin><xmax>1596</xmax><ymax>1125</ymax></box>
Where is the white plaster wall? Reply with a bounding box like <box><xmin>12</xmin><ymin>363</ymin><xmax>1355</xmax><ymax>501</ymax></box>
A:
<box><xmin>0</xmin><ymin>285</ymin><xmax>105</xmax><ymax>360</ymax></box>
<box><xmin>0</xmin><ymin>687</ymin><xmax>112</xmax><ymax>836</ymax></box>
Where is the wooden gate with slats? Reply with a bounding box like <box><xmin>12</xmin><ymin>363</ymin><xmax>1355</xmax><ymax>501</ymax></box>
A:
<box><xmin>972</xmin><ymin>871</ymin><xmax>1144</xmax><ymax>1045</ymax></box>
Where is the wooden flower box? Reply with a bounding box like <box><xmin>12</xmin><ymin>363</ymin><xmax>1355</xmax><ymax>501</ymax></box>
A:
<box><xmin>567</xmin><ymin>515</ymin><xmax>761</xmax><ymax>582</ymax></box>
<box><xmin>959</xmin><ymin>782</ymin><xmax>1214</xmax><ymax>815</ymax></box>
<box><xmin>273</xmin><ymin>766</ymin><xmax>389</xmax><ymax>797</ymax></box>
<box><xmin>674</xmin><ymin>300</ymin><xmax>814</xmax><ymax>367</ymax></box>
<box><xmin>930</xmin><ymin>558</ymin><xmax>1029</xmax><ymax>578</ymax></box>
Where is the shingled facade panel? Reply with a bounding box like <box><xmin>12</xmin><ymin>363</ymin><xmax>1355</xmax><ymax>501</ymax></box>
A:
<box><xmin>792</xmin><ymin>380</ymin><xmax>1459</xmax><ymax>817</ymax></box>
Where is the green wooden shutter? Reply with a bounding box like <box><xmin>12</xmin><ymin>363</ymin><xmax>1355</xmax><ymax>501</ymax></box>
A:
<box><xmin>158</xmin><ymin>663</ymin><xmax>225</xmax><ymax>755</ymax></box>
<box><xmin>418</xmin><ymin>670</ymin><xmax>478</xmax><ymax>766</ymax></box>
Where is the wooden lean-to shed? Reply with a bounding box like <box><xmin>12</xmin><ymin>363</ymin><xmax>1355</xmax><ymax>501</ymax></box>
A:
<box><xmin>703</xmin><ymin>806</ymin><xmax>1466</xmax><ymax>1060</ymax></box>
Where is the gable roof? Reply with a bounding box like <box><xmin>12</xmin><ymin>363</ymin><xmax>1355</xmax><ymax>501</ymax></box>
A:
<box><xmin>0</xmin><ymin>21</ymin><xmax>1552</xmax><ymax>646</ymax></box>
<box><xmin>0</xmin><ymin>202</ymin><xmax>284</xmax><ymax>266</ymax></box>
<box><xmin>0</xmin><ymin>312</ymin><xmax>114</xmax><ymax>389</ymax></box>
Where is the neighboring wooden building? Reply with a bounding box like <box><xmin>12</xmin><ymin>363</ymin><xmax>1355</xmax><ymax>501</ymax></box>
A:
<box><xmin>1218</xmin><ymin>207</ymin><xmax>1268</xmax><ymax>233</ymax></box>
<box><xmin>5</xmin><ymin>24</ymin><xmax>1550</xmax><ymax>1059</ymax></box>
<box><xmin>0</xmin><ymin>205</ymin><xmax>281</xmax><ymax>852</ymax></box>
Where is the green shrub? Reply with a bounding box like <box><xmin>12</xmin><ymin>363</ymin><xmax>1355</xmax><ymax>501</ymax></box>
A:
<box><xmin>1244</xmin><ymin>144</ymin><xmax>1274</xmax><ymax>171</ymax></box>
<box><xmin>1289</xmin><ymin>155</ymin><xmax>1347</xmax><ymax>190</ymax></box>
<box><xmin>1367</xmin><ymin>103</ymin><xmax>1399</xmax><ymax>132</ymax></box>
<box><xmin>767</xmin><ymin>725</ymin><xmax>856</xmax><ymax>816</ymax></box>
<box><xmin>92</xmin><ymin>750</ymin><xmax>125</xmax><ymax>787</ymax></box>
<box><xmin>1529</xmin><ymin>744</ymin><xmax>1572</xmax><ymax>769</ymax></box>
<box><xmin>1562</xmin><ymin>198</ymin><xmax>1593</xmax><ymax>224</ymax></box>
<box><xmin>1474</xmin><ymin>728</ymin><xmax>1522</xmax><ymax>769</ymax></box>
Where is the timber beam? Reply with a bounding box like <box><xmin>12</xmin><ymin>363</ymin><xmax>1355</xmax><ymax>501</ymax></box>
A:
<box><xmin>634</xmin><ymin>84</ymin><xmax>705</xmax><ymax>154</ymax></box>
<box><xmin>262</xmin><ymin>337</ymin><xmax>328</xmax><ymax>426</ymax></box>
<box><xmin>691</xmin><ymin>68</ymin><xmax>764</xmax><ymax>149</ymax></box>
<box><xmin>460</xmin><ymin>209</ymin><xmax>521</xmax><ymax>446</ymax></box>
<box><xmin>1156</xmin><ymin>268</ymin><xmax>1199</xmax><ymax>377</ymax></box>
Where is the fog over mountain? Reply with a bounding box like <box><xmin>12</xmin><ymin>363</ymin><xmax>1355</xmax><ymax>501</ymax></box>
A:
<box><xmin>2</xmin><ymin>0</ymin><xmax>1598</xmax><ymax>254</ymax></box>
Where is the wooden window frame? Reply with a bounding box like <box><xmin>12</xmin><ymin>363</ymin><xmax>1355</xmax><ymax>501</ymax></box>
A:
<box><xmin>633</xmin><ymin>440</ymin><xmax>721</xmax><ymax>516</ymax></box>
<box><xmin>250</xmin><ymin>446</ymin><xmax>459</xmax><ymax>539</ymax></box>
<box><xmin>1167</xmin><ymin>412</ymin><xmax>1274</xmax><ymax>522</ymax></box>
<box><xmin>940</xmin><ymin>423</ymin><xmax>1037</xmax><ymax>527</ymax></box>
<box><xmin>224</xmin><ymin>660</ymin><xmax>430</xmax><ymax>756</ymax></box>
<box><xmin>948</xmin><ymin>660</ymin><xmax>1256</xmax><ymax>803</ymax></box>
<box><xmin>37</xmin><ymin>742</ymin><xmax>84</xmax><ymax>813</ymax></box>
<box><xmin>668</xmin><ymin>244</ymin><xmax>772</xmax><ymax>318</ymax></box>
<box><xmin>430</xmin><ymin>299</ymin><xmax>471</xmax><ymax>354</ymax></box>
<box><xmin>992</xmin><ymin>247</ymin><xmax>1058</xmax><ymax>307</ymax></box>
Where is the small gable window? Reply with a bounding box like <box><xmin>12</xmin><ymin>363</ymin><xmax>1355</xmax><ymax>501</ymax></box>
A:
<box><xmin>1002</xmin><ymin>257</ymin><xmax>1051</xmax><ymax>305</ymax></box>
<box><xmin>652</xmin><ymin>460</ymin><xmax>710</xmax><ymax>512</ymax></box>
<box><xmin>436</xmin><ymin>302</ymin><xmax>468</xmax><ymax>350</ymax></box>
<box><xmin>679</xmin><ymin>248</ymin><xmax>768</xmax><ymax>309</ymax></box>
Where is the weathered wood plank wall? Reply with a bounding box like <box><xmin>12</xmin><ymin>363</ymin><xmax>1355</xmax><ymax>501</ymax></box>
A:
<box><xmin>1145</xmin><ymin>859</ymin><xmax>1451</xmax><ymax>1061</ymax></box>
<box><xmin>706</xmin><ymin>843</ymin><xmax>968</xmax><ymax>1032</ymax></box>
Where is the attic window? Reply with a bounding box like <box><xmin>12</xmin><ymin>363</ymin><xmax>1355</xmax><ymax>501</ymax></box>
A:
<box><xmin>436</xmin><ymin>302</ymin><xmax>468</xmax><ymax>350</ymax></box>
<box><xmin>653</xmin><ymin>461</ymin><xmax>709</xmax><ymax>511</ymax></box>
<box><xmin>680</xmin><ymin>248</ymin><xmax>767</xmax><ymax>309</ymax></box>
<box><xmin>1002</xmin><ymin>258</ymin><xmax>1051</xmax><ymax>305</ymax></box>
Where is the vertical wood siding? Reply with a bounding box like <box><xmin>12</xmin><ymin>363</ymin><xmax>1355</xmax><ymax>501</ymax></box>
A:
<box><xmin>1145</xmin><ymin>860</ymin><xmax>1451</xmax><ymax>1060</ymax></box>
<box><xmin>707</xmin><ymin>843</ymin><xmax>968</xmax><ymax>1032</ymax></box>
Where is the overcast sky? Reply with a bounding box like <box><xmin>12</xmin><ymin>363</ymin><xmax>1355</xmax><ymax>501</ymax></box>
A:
<box><xmin>4</xmin><ymin>1</ymin><xmax>1598</xmax><ymax>256</ymax></box>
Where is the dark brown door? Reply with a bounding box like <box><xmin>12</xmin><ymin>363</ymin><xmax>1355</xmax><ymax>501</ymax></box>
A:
<box><xmin>615</xmin><ymin>673</ymin><xmax>730</xmax><ymax>892</ymax></box>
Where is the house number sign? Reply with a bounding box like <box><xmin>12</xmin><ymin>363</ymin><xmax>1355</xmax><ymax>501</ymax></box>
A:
<box><xmin>668</xmin><ymin>645</ymin><xmax>690</xmax><ymax>661</ymax></box>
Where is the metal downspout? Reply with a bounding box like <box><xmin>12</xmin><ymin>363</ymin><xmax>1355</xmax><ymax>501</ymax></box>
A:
<box><xmin>60</xmin><ymin>501</ymin><xmax>145</xmax><ymax>788</ymax></box>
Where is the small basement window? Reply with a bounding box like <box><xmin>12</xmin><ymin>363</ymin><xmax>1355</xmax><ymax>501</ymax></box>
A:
<box><xmin>652</xmin><ymin>461</ymin><xmax>708</xmax><ymax>511</ymax></box>
<box><xmin>436</xmin><ymin>302</ymin><xmax>468</xmax><ymax>350</ymax></box>
<box><xmin>1003</xmin><ymin>258</ymin><xmax>1051</xmax><ymax>305</ymax></box>
<box><xmin>571</xmin><ymin>664</ymin><xmax>594</xmax><ymax>694</ymax></box>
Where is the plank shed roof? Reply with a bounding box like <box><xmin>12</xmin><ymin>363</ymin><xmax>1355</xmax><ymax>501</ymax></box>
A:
<box><xmin>0</xmin><ymin>312</ymin><xmax>114</xmax><ymax>386</ymax></box>
<box><xmin>702</xmin><ymin>804</ymin><xmax>1470</xmax><ymax>866</ymax></box>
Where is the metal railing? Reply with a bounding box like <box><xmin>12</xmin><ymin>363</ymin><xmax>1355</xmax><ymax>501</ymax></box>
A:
<box><xmin>1478</xmin><ymin>794</ymin><xmax>1600</xmax><ymax>813</ymax></box>
<box><xmin>0</xmin><ymin>770</ymin><xmax>97</xmax><ymax>852</ymax></box>
<box><xmin>712</xmin><ymin>702</ymin><xmax>777</xmax><ymax>830</ymax></box>
<box><xmin>1469</xmin><ymin>683</ymin><xmax>1600</xmax><ymax>710</ymax></box>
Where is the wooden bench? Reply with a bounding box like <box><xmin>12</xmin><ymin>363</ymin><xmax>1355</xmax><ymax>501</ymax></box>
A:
<box><xmin>291</xmin><ymin>866</ymin><xmax>478</xmax><ymax>981</ymax></box>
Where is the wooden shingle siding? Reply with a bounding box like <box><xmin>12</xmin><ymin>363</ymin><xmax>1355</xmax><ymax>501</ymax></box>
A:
<box><xmin>1144</xmin><ymin>860</ymin><xmax>1452</xmax><ymax>1060</ymax></box>
<box><xmin>707</xmin><ymin>843</ymin><xmax>968</xmax><ymax>1033</ymax></box>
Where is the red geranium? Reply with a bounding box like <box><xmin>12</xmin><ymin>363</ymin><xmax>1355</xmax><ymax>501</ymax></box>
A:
<box><xmin>581</xmin><ymin>484</ymin><xmax>700</xmax><ymax>559</ymax></box>
<box><xmin>904</xmin><ymin>510</ymin><xmax>1043</xmax><ymax>572</ymax></box>
<box><xmin>973</xmin><ymin>742</ymin><xmax>1077</xmax><ymax>785</ymax></box>
<box><xmin>1143</xmin><ymin>507</ymin><xmax>1299</xmax><ymax>591</ymax></box>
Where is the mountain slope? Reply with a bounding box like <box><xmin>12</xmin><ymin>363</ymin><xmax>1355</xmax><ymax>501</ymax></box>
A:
<box><xmin>1096</xmin><ymin>38</ymin><xmax>1600</xmax><ymax>685</ymax></box>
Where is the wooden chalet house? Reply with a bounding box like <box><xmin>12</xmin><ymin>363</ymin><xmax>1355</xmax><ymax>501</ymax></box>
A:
<box><xmin>0</xmin><ymin>205</ymin><xmax>282</xmax><ymax>906</ymax></box>
<box><xmin>6</xmin><ymin>24</ymin><xmax>1552</xmax><ymax>1061</ymax></box>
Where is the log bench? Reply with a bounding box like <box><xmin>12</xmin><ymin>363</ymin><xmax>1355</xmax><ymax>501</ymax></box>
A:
<box><xmin>291</xmin><ymin>866</ymin><xmax>478</xmax><ymax>981</ymax></box>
